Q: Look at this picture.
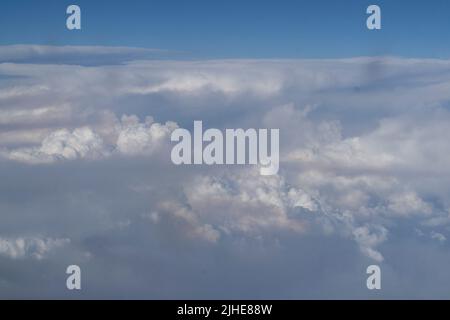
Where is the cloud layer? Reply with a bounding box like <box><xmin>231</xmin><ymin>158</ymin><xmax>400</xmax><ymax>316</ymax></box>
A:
<box><xmin>1</xmin><ymin>45</ymin><xmax>450</xmax><ymax>298</ymax></box>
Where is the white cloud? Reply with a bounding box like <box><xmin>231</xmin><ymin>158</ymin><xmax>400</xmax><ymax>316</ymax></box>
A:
<box><xmin>0</xmin><ymin>237</ymin><xmax>70</xmax><ymax>260</ymax></box>
<box><xmin>6</xmin><ymin>127</ymin><xmax>109</xmax><ymax>164</ymax></box>
<box><xmin>116</xmin><ymin>115</ymin><xmax>178</xmax><ymax>156</ymax></box>
<box><xmin>2</xmin><ymin>47</ymin><xmax>450</xmax><ymax>263</ymax></box>
<box><xmin>388</xmin><ymin>192</ymin><xmax>432</xmax><ymax>217</ymax></box>
<box><xmin>0</xmin><ymin>85</ymin><xmax>49</xmax><ymax>100</ymax></box>
<box><xmin>126</xmin><ymin>68</ymin><xmax>283</xmax><ymax>96</ymax></box>
<box><xmin>431</xmin><ymin>231</ymin><xmax>446</xmax><ymax>243</ymax></box>
<box><xmin>156</xmin><ymin>169</ymin><xmax>309</xmax><ymax>242</ymax></box>
<box><xmin>2</xmin><ymin>116</ymin><xmax>178</xmax><ymax>164</ymax></box>
<box><xmin>353</xmin><ymin>225</ymin><xmax>387</xmax><ymax>262</ymax></box>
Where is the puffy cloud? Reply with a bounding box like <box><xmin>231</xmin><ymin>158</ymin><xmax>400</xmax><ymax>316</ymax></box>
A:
<box><xmin>6</xmin><ymin>127</ymin><xmax>109</xmax><ymax>164</ymax></box>
<box><xmin>2</xmin><ymin>116</ymin><xmax>178</xmax><ymax>163</ymax></box>
<box><xmin>157</xmin><ymin>201</ymin><xmax>221</xmax><ymax>243</ymax></box>
<box><xmin>388</xmin><ymin>192</ymin><xmax>432</xmax><ymax>217</ymax></box>
<box><xmin>155</xmin><ymin>169</ymin><xmax>310</xmax><ymax>242</ymax></box>
<box><xmin>286</xmin><ymin>188</ymin><xmax>318</xmax><ymax>212</ymax></box>
<box><xmin>353</xmin><ymin>225</ymin><xmax>387</xmax><ymax>262</ymax></box>
<box><xmin>116</xmin><ymin>115</ymin><xmax>178</xmax><ymax>156</ymax></box>
<box><xmin>430</xmin><ymin>231</ymin><xmax>447</xmax><ymax>243</ymax></box>
<box><xmin>0</xmin><ymin>237</ymin><xmax>70</xmax><ymax>260</ymax></box>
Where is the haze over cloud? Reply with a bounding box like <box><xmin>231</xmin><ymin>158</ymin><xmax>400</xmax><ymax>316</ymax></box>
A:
<box><xmin>1</xmin><ymin>45</ymin><xmax>450</xmax><ymax>298</ymax></box>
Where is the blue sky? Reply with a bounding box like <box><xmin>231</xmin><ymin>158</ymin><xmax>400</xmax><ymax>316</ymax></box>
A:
<box><xmin>0</xmin><ymin>0</ymin><xmax>450</xmax><ymax>58</ymax></box>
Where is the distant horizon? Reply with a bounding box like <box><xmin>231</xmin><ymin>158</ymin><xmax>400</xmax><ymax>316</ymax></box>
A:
<box><xmin>3</xmin><ymin>43</ymin><xmax>450</xmax><ymax>62</ymax></box>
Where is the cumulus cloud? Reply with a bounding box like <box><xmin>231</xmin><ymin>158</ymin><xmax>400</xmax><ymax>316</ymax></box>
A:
<box><xmin>0</xmin><ymin>237</ymin><xmax>70</xmax><ymax>260</ymax></box>
<box><xmin>388</xmin><ymin>192</ymin><xmax>432</xmax><ymax>217</ymax></box>
<box><xmin>6</xmin><ymin>127</ymin><xmax>109</xmax><ymax>164</ymax></box>
<box><xmin>155</xmin><ymin>170</ymin><xmax>309</xmax><ymax>242</ymax></box>
<box><xmin>353</xmin><ymin>225</ymin><xmax>387</xmax><ymax>262</ymax></box>
<box><xmin>116</xmin><ymin>115</ymin><xmax>178</xmax><ymax>155</ymax></box>
<box><xmin>2</xmin><ymin>116</ymin><xmax>178</xmax><ymax>164</ymax></box>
